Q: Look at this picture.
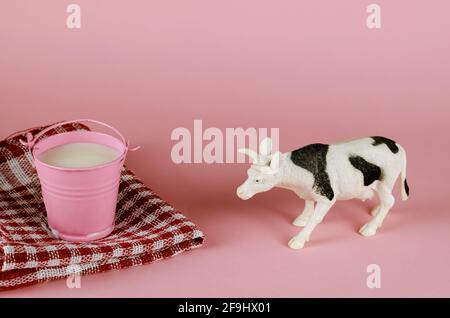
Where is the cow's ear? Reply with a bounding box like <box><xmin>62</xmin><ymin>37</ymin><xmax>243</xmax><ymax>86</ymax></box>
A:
<box><xmin>259</xmin><ymin>138</ymin><xmax>272</xmax><ymax>156</ymax></box>
<box><xmin>270</xmin><ymin>151</ymin><xmax>281</xmax><ymax>171</ymax></box>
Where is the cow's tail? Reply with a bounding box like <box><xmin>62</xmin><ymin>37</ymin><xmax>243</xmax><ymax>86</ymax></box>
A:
<box><xmin>398</xmin><ymin>145</ymin><xmax>409</xmax><ymax>201</ymax></box>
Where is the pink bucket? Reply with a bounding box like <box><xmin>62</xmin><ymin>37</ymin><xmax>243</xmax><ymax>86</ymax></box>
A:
<box><xmin>22</xmin><ymin>119</ymin><xmax>138</xmax><ymax>242</ymax></box>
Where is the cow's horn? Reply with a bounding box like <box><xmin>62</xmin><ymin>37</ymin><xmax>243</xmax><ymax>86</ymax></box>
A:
<box><xmin>238</xmin><ymin>148</ymin><xmax>259</xmax><ymax>163</ymax></box>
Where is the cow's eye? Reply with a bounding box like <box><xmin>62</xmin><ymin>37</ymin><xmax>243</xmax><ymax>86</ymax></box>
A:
<box><xmin>255</xmin><ymin>179</ymin><xmax>262</xmax><ymax>183</ymax></box>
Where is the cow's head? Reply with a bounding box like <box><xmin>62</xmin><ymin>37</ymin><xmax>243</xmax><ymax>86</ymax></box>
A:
<box><xmin>236</xmin><ymin>138</ymin><xmax>283</xmax><ymax>200</ymax></box>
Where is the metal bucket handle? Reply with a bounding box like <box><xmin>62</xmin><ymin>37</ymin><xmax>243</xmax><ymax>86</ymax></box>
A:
<box><xmin>20</xmin><ymin>119</ymin><xmax>140</xmax><ymax>153</ymax></box>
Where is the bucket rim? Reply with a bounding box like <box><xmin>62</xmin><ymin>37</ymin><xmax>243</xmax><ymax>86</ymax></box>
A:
<box><xmin>32</xmin><ymin>131</ymin><xmax>127</xmax><ymax>172</ymax></box>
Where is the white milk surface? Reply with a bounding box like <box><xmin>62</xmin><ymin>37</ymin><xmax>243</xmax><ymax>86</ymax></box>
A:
<box><xmin>38</xmin><ymin>142</ymin><xmax>121</xmax><ymax>168</ymax></box>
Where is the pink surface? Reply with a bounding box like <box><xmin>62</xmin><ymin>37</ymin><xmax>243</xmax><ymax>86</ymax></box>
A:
<box><xmin>1</xmin><ymin>0</ymin><xmax>449</xmax><ymax>297</ymax></box>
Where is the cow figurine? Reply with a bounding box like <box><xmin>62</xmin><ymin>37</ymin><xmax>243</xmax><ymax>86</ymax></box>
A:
<box><xmin>236</xmin><ymin>137</ymin><xmax>409</xmax><ymax>249</ymax></box>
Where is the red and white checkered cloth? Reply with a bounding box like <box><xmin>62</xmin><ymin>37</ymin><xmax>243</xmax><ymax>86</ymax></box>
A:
<box><xmin>0</xmin><ymin>122</ymin><xmax>204</xmax><ymax>290</ymax></box>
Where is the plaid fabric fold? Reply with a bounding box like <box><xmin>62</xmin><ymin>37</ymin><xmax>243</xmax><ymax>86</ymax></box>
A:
<box><xmin>0</xmin><ymin>122</ymin><xmax>204</xmax><ymax>290</ymax></box>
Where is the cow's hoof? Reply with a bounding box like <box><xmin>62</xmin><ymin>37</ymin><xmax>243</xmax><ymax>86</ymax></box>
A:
<box><xmin>292</xmin><ymin>216</ymin><xmax>308</xmax><ymax>227</ymax></box>
<box><xmin>359</xmin><ymin>224</ymin><xmax>377</xmax><ymax>237</ymax></box>
<box><xmin>288</xmin><ymin>237</ymin><xmax>306</xmax><ymax>249</ymax></box>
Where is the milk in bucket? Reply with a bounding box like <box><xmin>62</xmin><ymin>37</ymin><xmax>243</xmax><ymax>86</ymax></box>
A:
<box><xmin>38</xmin><ymin>142</ymin><xmax>120</xmax><ymax>169</ymax></box>
<box><xmin>22</xmin><ymin>119</ymin><xmax>137</xmax><ymax>242</ymax></box>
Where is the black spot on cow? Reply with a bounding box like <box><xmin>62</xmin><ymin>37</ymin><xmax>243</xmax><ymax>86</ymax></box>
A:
<box><xmin>404</xmin><ymin>179</ymin><xmax>410</xmax><ymax>196</ymax></box>
<box><xmin>371</xmin><ymin>136</ymin><xmax>399</xmax><ymax>154</ymax></box>
<box><xmin>290</xmin><ymin>144</ymin><xmax>334</xmax><ymax>201</ymax></box>
<box><xmin>349</xmin><ymin>156</ymin><xmax>382</xmax><ymax>186</ymax></box>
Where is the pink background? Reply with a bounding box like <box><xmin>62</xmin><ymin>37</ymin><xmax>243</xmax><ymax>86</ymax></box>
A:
<box><xmin>1</xmin><ymin>0</ymin><xmax>450</xmax><ymax>297</ymax></box>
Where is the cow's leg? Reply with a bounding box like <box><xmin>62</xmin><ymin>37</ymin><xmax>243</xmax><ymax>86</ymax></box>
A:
<box><xmin>293</xmin><ymin>200</ymin><xmax>315</xmax><ymax>227</ymax></box>
<box><xmin>370</xmin><ymin>204</ymin><xmax>381</xmax><ymax>216</ymax></box>
<box><xmin>288</xmin><ymin>200</ymin><xmax>334</xmax><ymax>249</ymax></box>
<box><xmin>359</xmin><ymin>183</ymin><xmax>395</xmax><ymax>237</ymax></box>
